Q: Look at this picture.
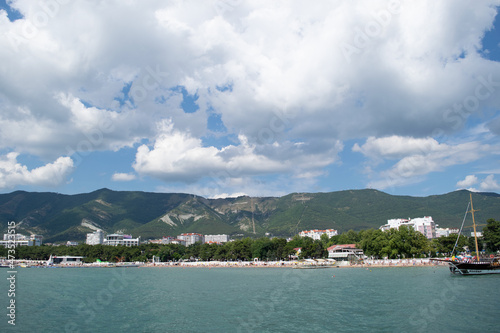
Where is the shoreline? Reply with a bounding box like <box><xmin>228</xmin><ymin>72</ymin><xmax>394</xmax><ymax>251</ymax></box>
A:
<box><xmin>2</xmin><ymin>258</ymin><xmax>447</xmax><ymax>268</ymax></box>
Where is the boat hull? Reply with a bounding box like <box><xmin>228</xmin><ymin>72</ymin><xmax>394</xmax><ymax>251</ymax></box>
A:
<box><xmin>449</xmin><ymin>262</ymin><xmax>500</xmax><ymax>275</ymax></box>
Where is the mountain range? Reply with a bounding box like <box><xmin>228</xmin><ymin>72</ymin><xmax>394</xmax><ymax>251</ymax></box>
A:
<box><xmin>0</xmin><ymin>188</ymin><xmax>499</xmax><ymax>243</ymax></box>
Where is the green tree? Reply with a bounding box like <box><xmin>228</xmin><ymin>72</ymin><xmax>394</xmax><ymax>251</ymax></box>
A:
<box><xmin>431</xmin><ymin>234</ymin><xmax>468</xmax><ymax>256</ymax></box>
<box><xmin>482</xmin><ymin>218</ymin><xmax>500</xmax><ymax>252</ymax></box>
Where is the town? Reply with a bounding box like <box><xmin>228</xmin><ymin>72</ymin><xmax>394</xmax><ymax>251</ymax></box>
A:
<box><xmin>2</xmin><ymin>215</ymin><xmax>496</xmax><ymax>268</ymax></box>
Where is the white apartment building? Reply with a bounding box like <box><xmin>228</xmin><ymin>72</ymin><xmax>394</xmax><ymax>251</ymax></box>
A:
<box><xmin>380</xmin><ymin>216</ymin><xmax>436</xmax><ymax>239</ymax></box>
<box><xmin>299</xmin><ymin>229</ymin><xmax>338</xmax><ymax>240</ymax></box>
<box><xmin>154</xmin><ymin>236</ymin><xmax>187</xmax><ymax>246</ymax></box>
<box><xmin>177</xmin><ymin>233</ymin><xmax>204</xmax><ymax>246</ymax></box>
<box><xmin>436</xmin><ymin>228</ymin><xmax>459</xmax><ymax>238</ymax></box>
<box><xmin>86</xmin><ymin>230</ymin><xmax>105</xmax><ymax>245</ymax></box>
<box><xmin>204</xmin><ymin>234</ymin><xmax>230</xmax><ymax>244</ymax></box>
<box><xmin>103</xmin><ymin>234</ymin><xmax>140</xmax><ymax>246</ymax></box>
<box><xmin>0</xmin><ymin>233</ymin><xmax>43</xmax><ymax>247</ymax></box>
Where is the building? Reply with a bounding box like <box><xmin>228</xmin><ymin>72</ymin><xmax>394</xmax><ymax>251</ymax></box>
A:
<box><xmin>299</xmin><ymin>229</ymin><xmax>338</xmax><ymax>240</ymax></box>
<box><xmin>151</xmin><ymin>236</ymin><xmax>187</xmax><ymax>246</ymax></box>
<box><xmin>177</xmin><ymin>233</ymin><xmax>204</xmax><ymax>246</ymax></box>
<box><xmin>48</xmin><ymin>255</ymin><xmax>84</xmax><ymax>265</ymax></box>
<box><xmin>436</xmin><ymin>228</ymin><xmax>459</xmax><ymax>238</ymax></box>
<box><xmin>204</xmin><ymin>234</ymin><xmax>230</xmax><ymax>244</ymax></box>
<box><xmin>66</xmin><ymin>241</ymin><xmax>79</xmax><ymax>246</ymax></box>
<box><xmin>103</xmin><ymin>234</ymin><xmax>140</xmax><ymax>246</ymax></box>
<box><xmin>380</xmin><ymin>216</ymin><xmax>436</xmax><ymax>239</ymax></box>
<box><xmin>0</xmin><ymin>234</ymin><xmax>43</xmax><ymax>247</ymax></box>
<box><xmin>291</xmin><ymin>247</ymin><xmax>302</xmax><ymax>259</ymax></box>
<box><xmin>86</xmin><ymin>230</ymin><xmax>104</xmax><ymax>245</ymax></box>
<box><xmin>327</xmin><ymin>244</ymin><xmax>364</xmax><ymax>262</ymax></box>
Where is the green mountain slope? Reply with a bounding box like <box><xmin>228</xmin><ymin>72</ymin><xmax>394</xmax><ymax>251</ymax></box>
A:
<box><xmin>0</xmin><ymin>188</ymin><xmax>498</xmax><ymax>242</ymax></box>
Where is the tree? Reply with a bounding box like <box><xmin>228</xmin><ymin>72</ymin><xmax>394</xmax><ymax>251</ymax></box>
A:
<box><xmin>482</xmin><ymin>218</ymin><xmax>500</xmax><ymax>252</ymax></box>
<box><xmin>431</xmin><ymin>234</ymin><xmax>468</xmax><ymax>256</ymax></box>
<box><xmin>387</xmin><ymin>226</ymin><xmax>428</xmax><ymax>258</ymax></box>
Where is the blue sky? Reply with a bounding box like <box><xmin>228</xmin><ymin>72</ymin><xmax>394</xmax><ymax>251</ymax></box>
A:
<box><xmin>0</xmin><ymin>0</ymin><xmax>500</xmax><ymax>198</ymax></box>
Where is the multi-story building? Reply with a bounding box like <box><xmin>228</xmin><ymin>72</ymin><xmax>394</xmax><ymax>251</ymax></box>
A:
<box><xmin>436</xmin><ymin>228</ymin><xmax>459</xmax><ymax>238</ymax></box>
<box><xmin>155</xmin><ymin>236</ymin><xmax>187</xmax><ymax>246</ymax></box>
<box><xmin>177</xmin><ymin>233</ymin><xmax>204</xmax><ymax>246</ymax></box>
<box><xmin>327</xmin><ymin>244</ymin><xmax>364</xmax><ymax>262</ymax></box>
<box><xmin>86</xmin><ymin>230</ymin><xmax>105</xmax><ymax>245</ymax></box>
<box><xmin>204</xmin><ymin>234</ymin><xmax>230</xmax><ymax>244</ymax></box>
<box><xmin>0</xmin><ymin>234</ymin><xmax>43</xmax><ymax>247</ymax></box>
<box><xmin>103</xmin><ymin>234</ymin><xmax>140</xmax><ymax>246</ymax></box>
<box><xmin>380</xmin><ymin>216</ymin><xmax>436</xmax><ymax>239</ymax></box>
<box><xmin>299</xmin><ymin>229</ymin><xmax>338</xmax><ymax>240</ymax></box>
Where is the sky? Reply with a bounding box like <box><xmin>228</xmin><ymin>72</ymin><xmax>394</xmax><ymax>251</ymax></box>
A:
<box><xmin>0</xmin><ymin>0</ymin><xmax>500</xmax><ymax>198</ymax></box>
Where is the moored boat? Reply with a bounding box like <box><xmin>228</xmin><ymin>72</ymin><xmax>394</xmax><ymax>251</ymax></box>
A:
<box><xmin>433</xmin><ymin>193</ymin><xmax>500</xmax><ymax>275</ymax></box>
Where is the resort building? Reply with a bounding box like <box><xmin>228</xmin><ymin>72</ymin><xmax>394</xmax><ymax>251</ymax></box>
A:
<box><xmin>380</xmin><ymin>216</ymin><xmax>436</xmax><ymax>239</ymax></box>
<box><xmin>327</xmin><ymin>244</ymin><xmax>364</xmax><ymax>262</ymax></box>
<box><xmin>103</xmin><ymin>234</ymin><xmax>140</xmax><ymax>246</ymax></box>
<box><xmin>204</xmin><ymin>234</ymin><xmax>230</xmax><ymax>244</ymax></box>
<box><xmin>86</xmin><ymin>230</ymin><xmax>105</xmax><ymax>245</ymax></box>
<box><xmin>152</xmin><ymin>236</ymin><xmax>187</xmax><ymax>246</ymax></box>
<box><xmin>0</xmin><ymin>233</ymin><xmax>43</xmax><ymax>247</ymax></box>
<box><xmin>48</xmin><ymin>255</ymin><xmax>84</xmax><ymax>265</ymax></box>
<box><xmin>291</xmin><ymin>247</ymin><xmax>302</xmax><ymax>259</ymax></box>
<box><xmin>299</xmin><ymin>229</ymin><xmax>338</xmax><ymax>240</ymax></box>
<box><xmin>436</xmin><ymin>228</ymin><xmax>459</xmax><ymax>238</ymax></box>
<box><xmin>177</xmin><ymin>233</ymin><xmax>204</xmax><ymax>246</ymax></box>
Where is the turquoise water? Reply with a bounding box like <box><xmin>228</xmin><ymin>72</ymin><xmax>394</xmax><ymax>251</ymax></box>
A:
<box><xmin>1</xmin><ymin>266</ymin><xmax>499</xmax><ymax>332</ymax></box>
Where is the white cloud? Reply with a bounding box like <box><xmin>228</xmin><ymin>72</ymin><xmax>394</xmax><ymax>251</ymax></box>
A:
<box><xmin>0</xmin><ymin>152</ymin><xmax>74</xmax><ymax>189</ymax></box>
<box><xmin>0</xmin><ymin>1</ymin><xmax>499</xmax><ymax>193</ymax></box>
<box><xmin>210</xmin><ymin>192</ymin><xmax>248</xmax><ymax>199</ymax></box>
<box><xmin>354</xmin><ymin>136</ymin><xmax>495</xmax><ymax>189</ymax></box>
<box><xmin>480</xmin><ymin>174</ymin><xmax>500</xmax><ymax>192</ymax></box>
<box><xmin>352</xmin><ymin>136</ymin><xmax>442</xmax><ymax>162</ymax></box>
<box><xmin>456</xmin><ymin>175</ymin><xmax>479</xmax><ymax>188</ymax></box>
<box><xmin>133</xmin><ymin>119</ymin><xmax>342</xmax><ymax>184</ymax></box>
<box><xmin>111</xmin><ymin>173</ymin><xmax>136</xmax><ymax>182</ymax></box>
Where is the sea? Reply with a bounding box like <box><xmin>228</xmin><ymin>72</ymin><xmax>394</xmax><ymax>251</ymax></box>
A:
<box><xmin>1</xmin><ymin>266</ymin><xmax>499</xmax><ymax>332</ymax></box>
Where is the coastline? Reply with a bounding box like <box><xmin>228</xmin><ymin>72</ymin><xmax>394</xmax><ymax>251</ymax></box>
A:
<box><xmin>1</xmin><ymin>258</ymin><xmax>447</xmax><ymax>268</ymax></box>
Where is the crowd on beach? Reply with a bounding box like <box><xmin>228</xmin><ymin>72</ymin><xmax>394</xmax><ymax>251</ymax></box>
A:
<box><xmin>2</xmin><ymin>258</ymin><xmax>445</xmax><ymax>268</ymax></box>
<box><xmin>145</xmin><ymin>258</ymin><xmax>442</xmax><ymax>268</ymax></box>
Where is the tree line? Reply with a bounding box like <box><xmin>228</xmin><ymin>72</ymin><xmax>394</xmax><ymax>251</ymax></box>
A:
<box><xmin>2</xmin><ymin>219</ymin><xmax>499</xmax><ymax>263</ymax></box>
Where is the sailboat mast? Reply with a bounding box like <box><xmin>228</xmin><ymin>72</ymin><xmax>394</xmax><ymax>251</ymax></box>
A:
<box><xmin>470</xmin><ymin>193</ymin><xmax>480</xmax><ymax>262</ymax></box>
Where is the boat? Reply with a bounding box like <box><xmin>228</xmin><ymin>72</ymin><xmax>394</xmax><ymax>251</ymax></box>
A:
<box><xmin>434</xmin><ymin>193</ymin><xmax>500</xmax><ymax>275</ymax></box>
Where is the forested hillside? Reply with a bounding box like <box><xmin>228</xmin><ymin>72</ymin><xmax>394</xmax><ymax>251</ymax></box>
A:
<box><xmin>0</xmin><ymin>188</ymin><xmax>498</xmax><ymax>242</ymax></box>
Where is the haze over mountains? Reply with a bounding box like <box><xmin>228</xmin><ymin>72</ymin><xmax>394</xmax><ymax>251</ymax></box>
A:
<box><xmin>0</xmin><ymin>189</ymin><xmax>499</xmax><ymax>243</ymax></box>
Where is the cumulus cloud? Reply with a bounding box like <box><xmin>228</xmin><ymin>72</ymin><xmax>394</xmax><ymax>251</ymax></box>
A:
<box><xmin>0</xmin><ymin>152</ymin><xmax>74</xmax><ymax>189</ymax></box>
<box><xmin>455</xmin><ymin>174</ymin><xmax>500</xmax><ymax>192</ymax></box>
<box><xmin>111</xmin><ymin>173</ymin><xmax>136</xmax><ymax>182</ymax></box>
<box><xmin>133</xmin><ymin>119</ymin><xmax>342</xmax><ymax>183</ymax></box>
<box><xmin>354</xmin><ymin>136</ymin><xmax>495</xmax><ymax>189</ymax></box>
<box><xmin>352</xmin><ymin>136</ymin><xmax>442</xmax><ymax>162</ymax></box>
<box><xmin>480</xmin><ymin>174</ymin><xmax>500</xmax><ymax>192</ymax></box>
<box><xmin>0</xmin><ymin>1</ymin><xmax>499</xmax><ymax>193</ymax></box>
<box><xmin>456</xmin><ymin>175</ymin><xmax>479</xmax><ymax>189</ymax></box>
